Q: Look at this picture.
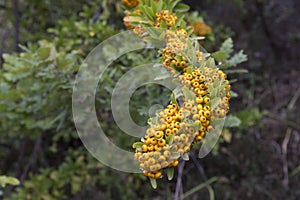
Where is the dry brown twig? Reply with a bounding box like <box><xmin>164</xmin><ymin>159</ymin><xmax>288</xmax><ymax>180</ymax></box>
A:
<box><xmin>282</xmin><ymin>86</ymin><xmax>300</xmax><ymax>187</ymax></box>
<box><xmin>174</xmin><ymin>160</ymin><xmax>185</xmax><ymax>200</ymax></box>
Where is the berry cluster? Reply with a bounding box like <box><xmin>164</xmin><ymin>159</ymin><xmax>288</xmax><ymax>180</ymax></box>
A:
<box><xmin>190</xmin><ymin>21</ymin><xmax>212</xmax><ymax>37</ymax></box>
<box><xmin>123</xmin><ymin>0</ymin><xmax>232</xmax><ymax>184</ymax></box>
<box><xmin>160</xmin><ymin>29</ymin><xmax>203</xmax><ymax>75</ymax></box>
<box><xmin>134</xmin><ymin>66</ymin><xmax>231</xmax><ymax>179</ymax></box>
<box><xmin>179</xmin><ymin>67</ymin><xmax>231</xmax><ymax>122</ymax></box>
<box><xmin>155</xmin><ymin>10</ymin><xmax>178</xmax><ymax>28</ymax></box>
<box><xmin>122</xmin><ymin>0</ymin><xmax>141</xmax><ymax>8</ymax></box>
<box><xmin>134</xmin><ymin>103</ymin><xmax>183</xmax><ymax>179</ymax></box>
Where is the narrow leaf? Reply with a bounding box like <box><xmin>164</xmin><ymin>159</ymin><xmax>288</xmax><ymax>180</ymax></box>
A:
<box><xmin>149</xmin><ymin>178</ymin><xmax>157</xmax><ymax>189</ymax></box>
<box><xmin>166</xmin><ymin>167</ymin><xmax>174</xmax><ymax>180</ymax></box>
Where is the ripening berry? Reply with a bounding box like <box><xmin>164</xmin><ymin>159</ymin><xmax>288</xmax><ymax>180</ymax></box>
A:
<box><xmin>142</xmin><ymin>144</ymin><xmax>148</xmax><ymax>152</ymax></box>
<box><xmin>192</xmin><ymin>114</ymin><xmax>200</xmax><ymax>121</ymax></box>
<box><xmin>184</xmin><ymin>146</ymin><xmax>190</xmax><ymax>152</ymax></box>
<box><xmin>166</xmin><ymin>116</ymin><xmax>173</xmax><ymax>123</ymax></box>
<box><xmin>200</xmin><ymin>116</ymin><xmax>207</xmax><ymax>123</ymax></box>
<box><xmin>172</xmin><ymin>128</ymin><xmax>179</xmax><ymax>134</ymax></box>
<box><xmin>204</xmin><ymin>110</ymin><xmax>211</xmax><ymax>118</ymax></box>
<box><xmin>154</xmin><ymin>131</ymin><xmax>163</xmax><ymax>138</ymax></box>
<box><xmin>165</xmin><ymin>129</ymin><xmax>172</xmax><ymax>135</ymax></box>
<box><xmin>196</xmin><ymin>97</ymin><xmax>203</xmax><ymax>104</ymax></box>
<box><xmin>158</xmin><ymin>139</ymin><xmax>166</xmax><ymax>147</ymax></box>
<box><xmin>203</xmin><ymin>105</ymin><xmax>210</xmax><ymax>111</ymax></box>
<box><xmin>200</xmin><ymin>126</ymin><xmax>206</xmax><ymax>132</ymax></box>
<box><xmin>192</xmin><ymin>82</ymin><xmax>199</xmax><ymax>88</ymax></box>
<box><xmin>151</xmin><ymin>138</ymin><xmax>157</xmax><ymax>145</ymax></box>
<box><xmin>155</xmin><ymin>171</ymin><xmax>162</xmax><ymax>179</ymax></box>
<box><xmin>170</xmin><ymin>144</ymin><xmax>178</xmax><ymax>151</ymax></box>
<box><xmin>148</xmin><ymin>144</ymin><xmax>154</xmax><ymax>151</ymax></box>
<box><xmin>144</xmin><ymin>138</ymin><xmax>151</xmax><ymax>145</ymax></box>
<box><xmin>203</xmin><ymin>97</ymin><xmax>210</xmax><ymax>104</ymax></box>
<box><xmin>196</xmin><ymin>135</ymin><xmax>203</xmax><ymax>141</ymax></box>
<box><xmin>172</xmin><ymin>160</ymin><xmax>179</xmax><ymax>167</ymax></box>
<box><xmin>178</xmin><ymin>148</ymin><xmax>184</xmax><ymax>153</ymax></box>
<box><xmin>164</xmin><ymin>150</ymin><xmax>171</xmax><ymax>157</ymax></box>
<box><xmin>207</xmin><ymin>125</ymin><xmax>213</xmax><ymax>131</ymax></box>
<box><xmin>191</xmin><ymin>106</ymin><xmax>198</xmax><ymax>114</ymax></box>
<box><xmin>154</xmin><ymin>145</ymin><xmax>162</xmax><ymax>151</ymax></box>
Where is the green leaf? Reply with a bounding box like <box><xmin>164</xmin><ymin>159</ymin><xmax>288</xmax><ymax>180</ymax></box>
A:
<box><xmin>227</xmin><ymin>50</ymin><xmax>248</xmax><ymax>67</ymax></box>
<box><xmin>211</xmin><ymin>51</ymin><xmax>227</xmax><ymax>63</ymax></box>
<box><xmin>168</xmin><ymin>0</ymin><xmax>181</xmax><ymax>11</ymax></box>
<box><xmin>171</xmin><ymin>152</ymin><xmax>180</xmax><ymax>159</ymax></box>
<box><xmin>144</xmin><ymin>27</ymin><xmax>163</xmax><ymax>39</ymax></box>
<box><xmin>230</xmin><ymin>90</ymin><xmax>238</xmax><ymax>97</ymax></box>
<box><xmin>166</xmin><ymin>134</ymin><xmax>174</xmax><ymax>145</ymax></box>
<box><xmin>182</xmin><ymin>87</ymin><xmax>196</xmax><ymax>101</ymax></box>
<box><xmin>36</xmin><ymin>47</ymin><xmax>51</xmax><ymax>60</ymax></box>
<box><xmin>149</xmin><ymin>178</ymin><xmax>157</xmax><ymax>189</ymax></box>
<box><xmin>139</xmin><ymin>5</ymin><xmax>155</xmax><ymax>21</ymax></box>
<box><xmin>220</xmin><ymin>38</ymin><xmax>233</xmax><ymax>56</ymax></box>
<box><xmin>186</xmin><ymin>26</ymin><xmax>194</xmax><ymax>35</ymax></box>
<box><xmin>206</xmin><ymin>57</ymin><xmax>216</xmax><ymax>69</ymax></box>
<box><xmin>171</xmin><ymin>92</ymin><xmax>177</xmax><ymax>105</ymax></box>
<box><xmin>224</xmin><ymin>115</ymin><xmax>241</xmax><ymax>127</ymax></box>
<box><xmin>210</xmin><ymin>97</ymin><xmax>221</xmax><ymax>111</ymax></box>
<box><xmin>132</xmin><ymin>142</ymin><xmax>144</xmax><ymax>148</ymax></box>
<box><xmin>0</xmin><ymin>176</ymin><xmax>20</xmax><ymax>187</ymax></box>
<box><xmin>166</xmin><ymin>167</ymin><xmax>174</xmax><ymax>180</ymax></box>
<box><xmin>235</xmin><ymin>108</ymin><xmax>262</xmax><ymax>128</ymax></box>
<box><xmin>174</xmin><ymin>3</ymin><xmax>190</xmax><ymax>13</ymax></box>
<box><xmin>156</xmin><ymin>0</ymin><xmax>163</xmax><ymax>11</ymax></box>
<box><xmin>143</xmin><ymin>36</ymin><xmax>165</xmax><ymax>48</ymax></box>
<box><xmin>182</xmin><ymin>153</ymin><xmax>189</xmax><ymax>161</ymax></box>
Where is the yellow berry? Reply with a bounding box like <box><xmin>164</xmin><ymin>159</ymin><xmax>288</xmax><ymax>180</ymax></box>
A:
<box><xmin>172</xmin><ymin>160</ymin><xmax>179</xmax><ymax>167</ymax></box>
<box><xmin>204</xmin><ymin>110</ymin><xmax>211</xmax><ymax>118</ymax></box>
<box><xmin>154</xmin><ymin>131</ymin><xmax>163</xmax><ymax>138</ymax></box>
<box><xmin>204</xmin><ymin>97</ymin><xmax>210</xmax><ymax>104</ymax></box>
<box><xmin>155</xmin><ymin>171</ymin><xmax>162</xmax><ymax>179</ymax></box>
<box><xmin>158</xmin><ymin>139</ymin><xmax>166</xmax><ymax>147</ymax></box>
<box><xmin>200</xmin><ymin>116</ymin><xmax>207</xmax><ymax>123</ymax></box>
<box><xmin>196</xmin><ymin>97</ymin><xmax>203</xmax><ymax>103</ymax></box>
<box><xmin>142</xmin><ymin>144</ymin><xmax>148</xmax><ymax>152</ymax></box>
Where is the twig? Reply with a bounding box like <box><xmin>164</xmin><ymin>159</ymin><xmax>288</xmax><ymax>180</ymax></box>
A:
<box><xmin>20</xmin><ymin>137</ymin><xmax>42</xmax><ymax>182</ymax></box>
<box><xmin>282</xmin><ymin>128</ymin><xmax>291</xmax><ymax>187</ymax></box>
<box><xmin>191</xmin><ymin>152</ymin><xmax>216</xmax><ymax>200</ymax></box>
<box><xmin>281</xmin><ymin>87</ymin><xmax>300</xmax><ymax>187</ymax></box>
<box><xmin>287</xmin><ymin>87</ymin><xmax>300</xmax><ymax>111</ymax></box>
<box><xmin>190</xmin><ymin>151</ymin><xmax>207</xmax><ymax>181</ymax></box>
<box><xmin>174</xmin><ymin>160</ymin><xmax>185</xmax><ymax>200</ymax></box>
<box><xmin>181</xmin><ymin>177</ymin><xmax>218</xmax><ymax>200</ymax></box>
